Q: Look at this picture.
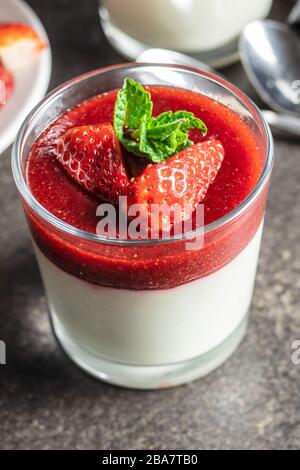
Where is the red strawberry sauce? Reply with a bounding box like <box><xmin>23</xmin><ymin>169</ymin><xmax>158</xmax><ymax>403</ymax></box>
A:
<box><xmin>25</xmin><ymin>86</ymin><xmax>267</xmax><ymax>290</ymax></box>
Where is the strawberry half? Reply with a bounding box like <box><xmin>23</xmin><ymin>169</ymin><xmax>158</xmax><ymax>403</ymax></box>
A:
<box><xmin>0</xmin><ymin>64</ymin><xmax>14</xmax><ymax>107</ymax></box>
<box><xmin>127</xmin><ymin>139</ymin><xmax>225</xmax><ymax>230</ymax></box>
<box><xmin>57</xmin><ymin>123</ymin><xmax>129</xmax><ymax>204</ymax></box>
<box><xmin>0</xmin><ymin>23</ymin><xmax>47</xmax><ymax>71</ymax></box>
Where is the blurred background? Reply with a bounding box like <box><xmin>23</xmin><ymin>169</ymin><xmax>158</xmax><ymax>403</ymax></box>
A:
<box><xmin>31</xmin><ymin>0</ymin><xmax>294</xmax><ymax>100</ymax></box>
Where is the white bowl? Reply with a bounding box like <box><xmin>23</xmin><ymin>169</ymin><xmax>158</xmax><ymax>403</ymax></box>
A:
<box><xmin>0</xmin><ymin>0</ymin><xmax>52</xmax><ymax>154</ymax></box>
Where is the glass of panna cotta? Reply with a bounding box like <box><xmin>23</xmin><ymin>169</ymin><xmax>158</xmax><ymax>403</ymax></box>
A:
<box><xmin>12</xmin><ymin>64</ymin><xmax>274</xmax><ymax>389</ymax></box>
<box><xmin>99</xmin><ymin>0</ymin><xmax>273</xmax><ymax>64</ymax></box>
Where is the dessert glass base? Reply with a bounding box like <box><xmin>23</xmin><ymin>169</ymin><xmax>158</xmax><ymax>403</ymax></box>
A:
<box><xmin>34</xmin><ymin>221</ymin><xmax>263</xmax><ymax>389</ymax></box>
<box><xmin>51</xmin><ymin>310</ymin><xmax>248</xmax><ymax>390</ymax></box>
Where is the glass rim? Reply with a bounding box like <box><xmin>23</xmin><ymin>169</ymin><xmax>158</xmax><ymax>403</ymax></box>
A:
<box><xmin>11</xmin><ymin>63</ymin><xmax>274</xmax><ymax>246</ymax></box>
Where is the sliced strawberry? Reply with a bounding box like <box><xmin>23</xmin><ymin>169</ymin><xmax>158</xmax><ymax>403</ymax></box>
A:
<box><xmin>0</xmin><ymin>23</ymin><xmax>47</xmax><ymax>71</ymax></box>
<box><xmin>127</xmin><ymin>139</ymin><xmax>225</xmax><ymax>230</ymax></box>
<box><xmin>57</xmin><ymin>123</ymin><xmax>129</xmax><ymax>204</ymax></box>
<box><xmin>0</xmin><ymin>64</ymin><xmax>14</xmax><ymax>107</ymax></box>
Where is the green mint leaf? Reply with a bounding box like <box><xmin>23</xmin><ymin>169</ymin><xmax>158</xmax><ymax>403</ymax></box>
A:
<box><xmin>147</xmin><ymin>111</ymin><xmax>207</xmax><ymax>140</ymax></box>
<box><xmin>114</xmin><ymin>78</ymin><xmax>152</xmax><ymax>144</ymax></box>
<box><xmin>113</xmin><ymin>78</ymin><xmax>208</xmax><ymax>163</ymax></box>
<box><xmin>171</xmin><ymin>110</ymin><xmax>207</xmax><ymax>135</ymax></box>
<box><xmin>139</xmin><ymin>123</ymin><xmax>192</xmax><ymax>163</ymax></box>
<box><xmin>139</xmin><ymin>119</ymin><xmax>171</xmax><ymax>163</ymax></box>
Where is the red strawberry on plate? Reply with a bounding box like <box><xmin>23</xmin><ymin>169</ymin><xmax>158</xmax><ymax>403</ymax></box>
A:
<box><xmin>127</xmin><ymin>138</ymin><xmax>225</xmax><ymax>231</ymax></box>
<box><xmin>57</xmin><ymin>123</ymin><xmax>129</xmax><ymax>204</ymax></box>
<box><xmin>0</xmin><ymin>64</ymin><xmax>14</xmax><ymax>108</ymax></box>
<box><xmin>0</xmin><ymin>23</ymin><xmax>47</xmax><ymax>72</ymax></box>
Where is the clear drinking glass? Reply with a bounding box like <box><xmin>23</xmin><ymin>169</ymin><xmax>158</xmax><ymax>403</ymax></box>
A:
<box><xmin>99</xmin><ymin>0</ymin><xmax>273</xmax><ymax>61</ymax></box>
<box><xmin>12</xmin><ymin>64</ymin><xmax>274</xmax><ymax>389</ymax></box>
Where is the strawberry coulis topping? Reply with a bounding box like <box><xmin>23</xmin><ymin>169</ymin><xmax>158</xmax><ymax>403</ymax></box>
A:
<box><xmin>26</xmin><ymin>86</ymin><xmax>265</xmax><ymax>290</ymax></box>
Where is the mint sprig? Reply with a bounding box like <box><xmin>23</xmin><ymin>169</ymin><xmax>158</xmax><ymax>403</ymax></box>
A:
<box><xmin>114</xmin><ymin>78</ymin><xmax>207</xmax><ymax>163</ymax></box>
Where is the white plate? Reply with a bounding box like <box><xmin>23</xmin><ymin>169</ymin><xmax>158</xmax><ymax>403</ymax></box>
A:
<box><xmin>0</xmin><ymin>0</ymin><xmax>52</xmax><ymax>154</ymax></box>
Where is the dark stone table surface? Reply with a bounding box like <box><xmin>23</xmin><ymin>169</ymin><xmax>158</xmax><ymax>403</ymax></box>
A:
<box><xmin>0</xmin><ymin>0</ymin><xmax>300</xmax><ymax>450</ymax></box>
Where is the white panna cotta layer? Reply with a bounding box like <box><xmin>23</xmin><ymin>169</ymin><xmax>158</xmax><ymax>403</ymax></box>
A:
<box><xmin>34</xmin><ymin>222</ymin><xmax>263</xmax><ymax>366</ymax></box>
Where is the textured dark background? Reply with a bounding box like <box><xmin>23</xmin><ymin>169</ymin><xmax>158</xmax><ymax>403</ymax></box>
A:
<box><xmin>0</xmin><ymin>0</ymin><xmax>300</xmax><ymax>450</ymax></box>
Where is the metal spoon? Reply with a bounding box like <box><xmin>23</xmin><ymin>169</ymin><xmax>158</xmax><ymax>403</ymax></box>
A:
<box><xmin>137</xmin><ymin>47</ymin><xmax>300</xmax><ymax>138</ymax></box>
<box><xmin>288</xmin><ymin>0</ymin><xmax>300</xmax><ymax>25</ymax></box>
<box><xmin>137</xmin><ymin>48</ymin><xmax>219</xmax><ymax>76</ymax></box>
<box><xmin>240</xmin><ymin>20</ymin><xmax>300</xmax><ymax>116</ymax></box>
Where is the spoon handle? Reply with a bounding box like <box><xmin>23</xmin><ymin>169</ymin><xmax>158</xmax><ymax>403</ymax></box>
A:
<box><xmin>288</xmin><ymin>0</ymin><xmax>300</xmax><ymax>25</ymax></box>
<box><xmin>262</xmin><ymin>110</ymin><xmax>300</xmax><ymax>139</ymax></box>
